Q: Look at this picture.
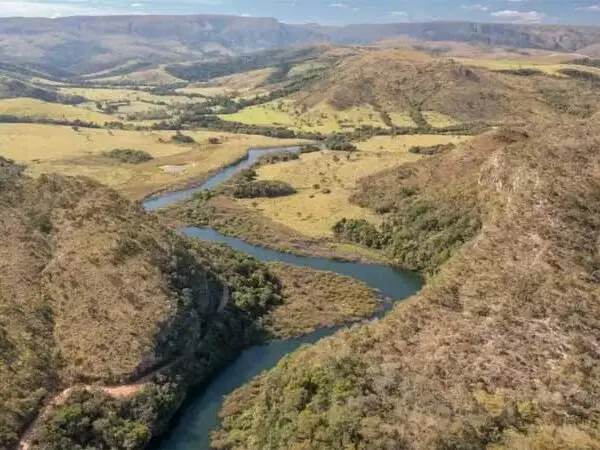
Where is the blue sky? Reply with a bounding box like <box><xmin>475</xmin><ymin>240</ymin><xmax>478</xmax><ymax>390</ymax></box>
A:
<box><xmin>1</xmin><ymin>0</ymin><xmax>600</xmax><ymax>25</ymax></box>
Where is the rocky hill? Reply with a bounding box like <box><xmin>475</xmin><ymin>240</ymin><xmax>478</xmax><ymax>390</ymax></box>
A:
<box><xmin>0</xmin><ymin>158</ymin><xmax>281</xmax><ymax>449</ymax></box>
<box><xmin>4</xmin><ymin>16</ymin><xmax>600</xmax><ymax>77</ymax></box>
<box><xmin>212</xmin><ymin>118</ymin><xmax>600</xmax><ymax>449</ymax></box>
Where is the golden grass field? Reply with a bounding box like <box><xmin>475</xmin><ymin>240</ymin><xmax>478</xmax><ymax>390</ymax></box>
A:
<box><xmin>355</xmin><ymin>134</ymin><xmax>472</xmax><ymax>152</ymax></box>
<box><xmin>0</xmin><ymin>123</ymin><xmax>305</xmax><ymax>199</ymax></box>
<box><xmin>0</xmin><ymin>98</ymin><xmax>115</xmax><ymax>123</ymax></box>
<box><xmin>220</xmin><ymin>100</ymin><xmax>396</xmax><ymax>132</ymax></box>
<box><xmin>91</xmin><ymin>67</ymin><xmax>184</xmax><ymax>85</ymax></box>
<box><xmin>458</xmin><ymin>57</ymin><xmax>600</xmax><ymax>76</ymax></box>
<box><xmin>59</xmin><ymin>87</ymin><xmax>198</xmax><ymax>105</ymax></box>
<box><xmin>239</xmin><ymin>134</ymin><xmax>473</xmax><ymax>238</ymax></box>
<box><xmin>237</xmin><ymin>150</ymin><xmax>414</xmax><ymax>237</ymax></box>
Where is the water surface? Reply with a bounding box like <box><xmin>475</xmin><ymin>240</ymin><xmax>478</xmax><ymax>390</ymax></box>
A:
<box><xmin>143</xmin><ymin>147</ymin><xmax>300</xmax><ymax>211</ymax></box>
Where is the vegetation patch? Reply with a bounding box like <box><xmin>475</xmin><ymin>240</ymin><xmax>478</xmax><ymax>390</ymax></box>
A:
<box><xmin>170</xmin><ymin>131</ymin><xmax>196</xmax><ymax>144</ymax></box>
<box><xmin>104</xmin><ymin>148</ymin><xmax>153</xmax><ymax>164</ymax></box>
<box><xmin>233</xmin><ymin>179</ymin><xmax>297</xmax><ymax>199</ymax></box>
<box><xmin>263</xmin><ymin>262</ymin><xmax>381</xmax><ymax>339</ymax></box>
<box><xmin>409</xmin><ymin>142</ymin><xmax>456</xmax><ymax>155</ymax></box>
<box><xmin>232</xmin><ymin>149</ymin><xmax>416</xmax><ymax>238</ymax></box>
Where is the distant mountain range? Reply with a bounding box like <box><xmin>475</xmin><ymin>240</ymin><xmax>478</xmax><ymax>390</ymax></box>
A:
<box><xmin>2</xmin><ymin>15</ymin><xmax>600</xmax><ymax>76</ymax></box>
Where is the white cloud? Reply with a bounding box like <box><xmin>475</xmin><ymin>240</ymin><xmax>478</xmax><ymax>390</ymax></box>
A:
<box><xmin>576</xmin><ymin>4</ymin><xmax>600</xmax><ymax>11</ymax></box>
<box><xmin>390</xmin><ymin>11</ymin><xmax>408</xmax><ymax>16</ymax></box>
<box><xmin>0</xmin><ymin>1</ymin><xmax>131</xmax><ymax>17</ymax></box>
<box><xmin>491</xmin><ymin>9</ymin><xmax>544</xmax><ymax>23</ymax></box>
<box><xmin>461</xmin><ymin>4</ymin><xmax>489</xmax><ymax>11</ymax></box>
<box><xmin>0</xmin><ymin>0</ymin><xmax>224</xmax><ymax>17</ymax></box>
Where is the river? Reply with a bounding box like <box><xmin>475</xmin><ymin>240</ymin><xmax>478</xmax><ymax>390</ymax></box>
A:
<box><xmin>143</xmin><ymin>147</ymin><xmax>422</xmax><ymax>449</ymax></box>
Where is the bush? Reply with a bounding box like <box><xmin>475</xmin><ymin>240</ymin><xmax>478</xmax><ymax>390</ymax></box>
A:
<box><xmin>409</xmin><ymin>143</ymin><xmax>455</xmax><ymax>155</ymax></box>
<box><xmin>171</xmin><ymin>132</ymin><xmax>196</xmax><ymax>144</ymax></box>
<box><xmin>325</xmin><ymin>135</ymin><xmax>357</xmax><ymax>152</ymax></box>
<box><xmin>104</xmin><ymin>149</ymin><xmax>153</xmax><ymax>164</ymax></box>
<box><xmin>255</xmin><ymin>151</ymin><xmax>299</xmax><ymax>166</ymax></box>
<box><xmin>233</xmin><ymin>180</ymin><xmax>297</xmax><ymax>199</ymax></box>
<box><xmin>300</xmin><ymin>144</ymin><xmax>321</xmax><ymax>154</ymax></box>
<box><xmin>333</xmin><ymin>218</ymin><xmax>385</xmax><ymax>248</ymax></box>
<box><xmin>496</xmin><ymin>68</ymin><xmax>544</xmax><ymax>76</ymax></box>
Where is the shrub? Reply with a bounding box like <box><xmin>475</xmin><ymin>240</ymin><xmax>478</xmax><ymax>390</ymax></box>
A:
<box><xmin>233</xmin><ymin>180</ymin><xmax>297</xmax><ymax>199</ymax></box>
<box><xmin>299</xmin><ymin>144</ymin><xmax>321</xmax><ymax>154</ymax></box>
<box><xmin>496</xmin><ymin>68</ymin><xmax>544</xmax><ymax>76</ymax></box>
<box><xmin>104</xmin><ymin>149</ymin><xmax>153</xmax><ymax>164</ymax></box>
<box><xmin>333</xmin><ymin>218</ymin><xmax>385</xmax><ymax>248</ymax></box>
<box><xmin>325</xmin><ymin>135</ymin><xmax>357</xmax><ymax>152</ymax></box>
<box><xmin>171</xmin><ymin>132</ymin><xmax>196</xmax><ymax>144</ymax></box>
<box><xmin>409</xmin><ymin>143</ymin><xmax>455</xmax><ymax>155</ymax></box>
<box><xmin>255</xmin><ymin>151</ymin><xmax>299</xmax><ymax>166</ymax></box>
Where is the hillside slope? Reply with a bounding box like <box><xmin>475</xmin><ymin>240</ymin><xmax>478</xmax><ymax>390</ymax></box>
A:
<box><xmin>0</xmin><ymin>159</ymin><xmax>280</xmax><ymax>449</ymax></box>
<box><xmin>293</xmin><ymin>50</ymin><xmax>600</xmax><ymax>124</ymax></box>
<box><xmin>213</xmin><ymin>120</ymin><xmax>600</xmax><ymax>449</ymax></box>
<box><xmin>0</xmin><ymin>76</ymin><xmax>84</xmax><ymax>104</ymax></box>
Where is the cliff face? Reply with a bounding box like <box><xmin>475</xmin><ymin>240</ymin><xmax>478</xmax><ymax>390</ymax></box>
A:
<box><xmin>0</xmin><ymin>158</ymin><xmax>280</xmax><ymax>449</ymax></box>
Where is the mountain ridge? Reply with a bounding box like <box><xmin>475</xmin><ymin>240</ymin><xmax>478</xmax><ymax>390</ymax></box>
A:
<box><xmin>4</xmin><ymin>16</ymin><xmax>600</xmax><ymax>76</ymax></box>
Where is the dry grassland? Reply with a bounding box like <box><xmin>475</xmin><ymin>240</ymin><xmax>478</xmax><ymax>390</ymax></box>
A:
<box><xmin>58</xmin><ymin>87</ymin><xmax>198</xmax><ymax>105</ymax></box>
<box><xmin>355</xmin><ymin>134</ymin><xmax>472</xmax><ymax>152</ymax></box>
<box><xmin>0</xmin><ymin>98</ymin><xmax>115</xmax><ymax>122</ymax></box>
<box><xmin>91</xmin><ymin>67</ymin><xmax>184</xmax><ymax>85</ymax></box>
<box><xmin>237</xmin><ymin>149</ymin><xmax>422</xmax><ymax>237</ymax></box>
<box><xmin>0</xmin><ymin>123</ymin><xmax>303</xmax><ymax>199</ymax></box>
<box><xmin>220</xmin><ymin>100</ymin><xmax>393</xmax><ymax>132</ymax></box>
<box><xmin>458</xmin><ymin>57</ymin><xmax>600</xmax><ymax>76</ymax></box>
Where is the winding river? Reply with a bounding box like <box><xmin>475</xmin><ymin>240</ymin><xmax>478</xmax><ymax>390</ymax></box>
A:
<box><xmin>144</xmin><ymin>147</ymin><xmax>422</xmax><ymax>450</ymax></box>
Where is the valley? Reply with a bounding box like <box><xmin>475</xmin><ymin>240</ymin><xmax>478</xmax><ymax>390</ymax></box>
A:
<box><xmin>1</xmin><ymin>17</ymin><xmax>600</xmax><ymax>450</ymax></box>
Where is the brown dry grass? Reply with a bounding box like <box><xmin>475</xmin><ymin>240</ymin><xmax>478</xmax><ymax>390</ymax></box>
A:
<box><xmin>264</xmin><ymin>262</ymin><xmax>381</xmax><ymax>339</ymax></box>
<box><xmin>0</xmin><ymin>124</ymin><xmax>304</xmax><ymax>199</ymax></box>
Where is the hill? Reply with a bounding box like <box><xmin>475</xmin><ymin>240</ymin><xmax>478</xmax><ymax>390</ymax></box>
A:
<box><xmin>222</xmin><ymin>49</ymin><xmax>600</xmax><ymax>128</ymax></box>
<box><xmin>212</xmin><ymin>118</ymin><xmax>600</xmax><ymax>449</ymax></box>
<box><xmin>0</xmin><ymin>159</ymin><xmax>284</xmax><ymax>449</ymax></box>
<box><xmin>0</xmin><ymin>76</ymin><xmax>84</xmax><ymax>104</ymax></box>
<box><xmin>4</xmin><ymin>16</ymin><xmax>600</xmax><ymax>77</ymax></box>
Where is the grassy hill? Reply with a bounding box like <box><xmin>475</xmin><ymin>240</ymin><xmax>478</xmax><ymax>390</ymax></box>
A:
<box><xmin>0</xmin><ymin>76</ymin><xmax>84</xmax><ymax>104</ymax></box>
<box><xmin>284</xmin><ymin>49</ymin><xmax>600</xmax><ymax>125</ymax></box>
<box><xmin>216</xmin><ymin>49</ymin><xmax>600</xmax><ymax>133</ymax></box>
<box><xmin>0</xmin><ymin>156</ymin><xmax>293</xmax><ymax>449</ymax></box>
<box><xmin>213</xmin><ymin>119</ymin><xmax>600</xmax><ymax>449</ymax></box>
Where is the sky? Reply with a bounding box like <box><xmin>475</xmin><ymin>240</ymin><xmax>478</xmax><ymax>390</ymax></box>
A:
<box><xmin>1</xmin><ymin>0</ymin><xmax>600</xmax><ymax>25</ymax></box>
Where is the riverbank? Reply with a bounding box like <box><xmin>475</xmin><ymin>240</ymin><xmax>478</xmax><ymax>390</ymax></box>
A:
<box><xmin>163</xmin><ymin>194</ymin><xmax>390</xmax><ymax>264</ymax></box>
<box><xmin>153</xmin><ymin>227</ymin><xmax>421</xmax><ymax>450</ymax></box>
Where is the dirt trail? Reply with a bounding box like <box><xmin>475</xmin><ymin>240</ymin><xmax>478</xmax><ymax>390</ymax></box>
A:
<box><xmin>18</xmin><ymin>383</ymin><xmax>145</xmax><ymax>450</ymax></box>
